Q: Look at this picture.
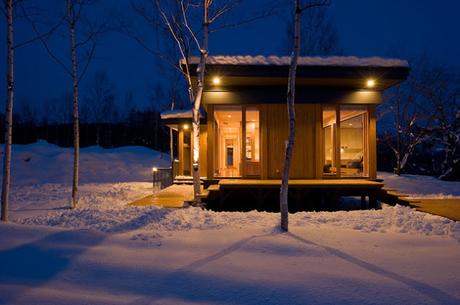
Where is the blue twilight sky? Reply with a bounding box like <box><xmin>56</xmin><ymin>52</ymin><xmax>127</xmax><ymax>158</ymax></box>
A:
<box><xmin>0</xmin><ymin>0</ymin><xmax>459</xmax><ymax>113</ymax></box>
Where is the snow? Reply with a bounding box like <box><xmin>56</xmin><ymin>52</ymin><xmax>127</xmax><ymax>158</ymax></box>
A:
<box><xmin>1</xmin><ymin>142</ymin><xmax>459</xmax><ymax>305</ymax></box>
<box><xmin>379</xmin><ymin>171</ymin><xmax>460</xmax><ymax>198</ymax></box>
<box><xmin>161</xmin><ymin>109</ymin><xmax>193</xmax><ymax>119</ymax></box>
<box><xmin>186</xmin><ymin>55</ymin><xmax>409</xmax><ymax>68</ymax></box>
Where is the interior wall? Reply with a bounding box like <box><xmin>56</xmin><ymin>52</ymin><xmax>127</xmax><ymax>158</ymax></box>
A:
<box><xmin>199</xmin><ymin>126</ymin><xmax>207</xmax><ymax>177</ymax></box>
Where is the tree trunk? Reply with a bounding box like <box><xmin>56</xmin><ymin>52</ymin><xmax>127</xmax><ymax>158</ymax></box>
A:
<box><xmin>1</xmin><ymin>0</ymin><xmax>14</xmax><ymax>222</ymax></box>
<box><xmin>394</xmin><ymin>85</ymin><xmax>401</xmax><ymax>176</ymax></box>
<box><xmin>68</xmin><ymin>0</ymin><xmax>80</xmax><ymax>209</ymax></box>
<box><xmin>280</xmin><ymin>0</ymin><xmax>301</xmax><ymax>232</ymax></box>
<box><xmin>170</xmin><ymin>99</ymin><xmax>175</xmax><ymax>167</ymax></box>
<box><xmin>191</xmin><ymin>1</ymin><xmax>209</xmax><ymax>203</ymax></box>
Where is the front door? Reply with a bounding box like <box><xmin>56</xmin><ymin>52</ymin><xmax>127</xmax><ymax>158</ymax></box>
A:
<box><xmin>214</xmin><ymin>106</ymin><xmax>260</xmax><ymax>178</ymax></box>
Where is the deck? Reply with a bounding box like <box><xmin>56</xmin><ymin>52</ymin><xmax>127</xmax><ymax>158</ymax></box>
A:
<box><xmin>203</xmin><ymin>179</ymin><xmax>385</xmax><ymax>212</ymax></box>
<box><xmin>219</xmin><ymin>179</ymin><xmax>383</xmax><ymax>188</ymax></box>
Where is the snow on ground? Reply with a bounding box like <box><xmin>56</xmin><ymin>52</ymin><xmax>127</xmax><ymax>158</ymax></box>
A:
<box><xmin>1</xmin><ymin>142</ymin><xmax>460</xmax><ymax>304</ymax></box>
<box><xmin>379</xmin><ymin>171</ymin><xmax>460</xmax><ymax>198</ymax></box>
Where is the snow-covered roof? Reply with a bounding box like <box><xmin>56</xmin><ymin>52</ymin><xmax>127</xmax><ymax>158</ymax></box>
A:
<box><xmin>185</xmin><ymin>55</ymin><xmax>409</xmax><ymax>68</ymax></box>
<box><xmin>160</xmin><ymin>109</ymin><xmax>193</xmax><ymax>119</ymax></box>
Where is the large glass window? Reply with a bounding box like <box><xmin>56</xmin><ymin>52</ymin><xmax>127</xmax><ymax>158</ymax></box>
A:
<box><xmin>340</xmin><ymin>106</ymin><xmax>368</xmax><ymax>177</ymax></box>
<box><xmin>322</xmin><ymin>105</ymin><xmax>368</xmax><ymax>177</ymax></box>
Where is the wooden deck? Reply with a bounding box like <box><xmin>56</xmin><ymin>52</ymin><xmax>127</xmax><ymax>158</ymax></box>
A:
<box><xmin>219</xmin><ymin>179</ymin><xmax>384</xmax><ymax>188</ymax></box>
<box><xmin>203</xmin><ymin>178</ymin><xmax>385</xmax><ymax>212</ymax></box>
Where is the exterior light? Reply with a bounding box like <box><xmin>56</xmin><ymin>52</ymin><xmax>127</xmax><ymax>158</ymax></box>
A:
<box><xmin>183</xmin><ymin>124</ymin><xmax>189</xmax><ymax>130</ymax></box>
<box><xmin>152</xmin><ymin>167</ymin><xmax>158</xmax><ymax>172</ymax></box>
<box><xmin>366</xmin><ymin>79</ymin><xmax>376</xmax><ymax>88</ymax></box>
<box><xmin>212</xmin><ymin>77</ymin><xmax>221</xmax><ymax>85</ymax></box>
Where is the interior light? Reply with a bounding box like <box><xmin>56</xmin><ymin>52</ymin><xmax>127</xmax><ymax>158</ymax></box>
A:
<box><xmin>366</xmin><ymin>79</ymin><xmax>376</xmax><ymax>88</ymax></box>
<box><xmin>212</xmin><ymin>77</ymin><xmax>221</xmax><ymax>85</ymax></box>
<box><xmin>227</xmin><ymin>114</ymin><xmax>232</xmax><ymax>118</ymax></box>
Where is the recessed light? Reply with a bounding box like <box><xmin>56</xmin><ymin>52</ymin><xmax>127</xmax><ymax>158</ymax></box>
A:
<box><xmin>212</xmin><ymin>77</ymin><xmax>221</xmax><ymax>85</ymax></box>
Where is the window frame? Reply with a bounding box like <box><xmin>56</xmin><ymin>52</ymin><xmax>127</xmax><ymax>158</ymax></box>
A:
<box><xmin>321</xmin><ymin>104</ymin><xmax>370</xmax><ymax>178</ymax></box>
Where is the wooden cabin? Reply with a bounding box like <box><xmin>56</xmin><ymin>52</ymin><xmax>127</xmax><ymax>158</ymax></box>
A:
<box><xmin>161</xmin><ymin>55</ymin><xmax>410</xmax><ymax>211</ymax></box>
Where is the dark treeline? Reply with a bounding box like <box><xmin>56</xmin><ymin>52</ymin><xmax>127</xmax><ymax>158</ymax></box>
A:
<box><xmin>0</xmin><ymin>110</ymin><xmax>172</xmax><ymax>153</ymax></box>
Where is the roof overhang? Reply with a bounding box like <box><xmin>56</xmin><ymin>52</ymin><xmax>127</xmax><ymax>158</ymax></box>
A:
<box><xmin>182</xmin><ymin>55</ymin><xmax>410</xmax><ymax>92</ymax></box>
<box><xmin>160</xmin><ymin>109</ymin><xmax>206</xmax><ymax>129</ymax></box>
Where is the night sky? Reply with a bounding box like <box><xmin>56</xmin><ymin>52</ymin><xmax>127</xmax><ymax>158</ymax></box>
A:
<box><xmin>1</xmin><ymin>0</ymin><xmax>459</xmax><ymax>113</ymax></box>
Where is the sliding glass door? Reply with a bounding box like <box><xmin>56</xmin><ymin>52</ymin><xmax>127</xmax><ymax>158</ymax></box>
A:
<box><xmin>214</xmin><ymin>106</ymin><xmax>260</xmax><ymax>178</ymax></box>
<box><xmin>322</xmin><ymin>105</ymin><xmax>369</xmax><ymax>177</ymax></box>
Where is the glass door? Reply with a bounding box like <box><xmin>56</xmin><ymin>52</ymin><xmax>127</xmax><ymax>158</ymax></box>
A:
<box><xmin>213</xmin><ymin>106</ymin><xmax>261</xmax><ymax>178</ymax></box>
<box><xmin>214</xmin><ymin>106</ymin><xmax>242</xmax><ymax>177</ymax></box>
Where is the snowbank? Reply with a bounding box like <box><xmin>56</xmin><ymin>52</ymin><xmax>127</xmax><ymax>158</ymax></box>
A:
<box><xmin>379</xmin><ymin>171</ymin><xmax>460</xmax><ymax>198</ymax></box>
<box><xmin>186</xmin><ymin>55</ymin><xmax>409</xmax><ymax>67</ymax></box>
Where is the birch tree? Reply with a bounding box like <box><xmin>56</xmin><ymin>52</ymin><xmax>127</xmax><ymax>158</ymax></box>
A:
<box><xmin>1</xmin><ymin>0</ymin><xmax>15</xmax><ymax>222</ymax></box>
<box><xmin>1</xmin><ymin>0</ymin><xmax>61</xmax><ymax>221</ymax></box>
<box><xmin>155</xmin><ymin>0</ymin><xmax>233</xmax><ymax>202</ymax></box>
<box><xmin>280</xmin><ymin>0</ymin><xmax>328</xmax><ymax>231</ymax></box>
<box><xmin>25</xmin><ymin>0</ymin><xmax>107</xmax><ymax>208</ymax></box>
<box><xmin>126</xmin><ymin>0</ymin><xmax>276</xmax><ymax>202</ymax></box>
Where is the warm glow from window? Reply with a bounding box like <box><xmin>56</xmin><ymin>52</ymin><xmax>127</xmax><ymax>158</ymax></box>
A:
<box><xmin>212</xmin><ymin>77</ymin><xmax>221</xmax><ymax>85</ymax></box>
<box><xmin>366</xmin><ymin>79</ymin><xmax>376</xmax><ymax>88</ymax></box>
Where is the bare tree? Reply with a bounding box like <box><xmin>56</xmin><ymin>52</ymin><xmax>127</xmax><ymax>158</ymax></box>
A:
<box><xmin>155</xmin><ymin>0</ymin><xmax>227</xmax><ymax>201</ymax></box>
<box><xmin>283</xmin><ymin>2</ymin><xmax>340</xmax><ymax>56</ymax></box>
<box><xmin>84</xmin><ymin>71</ymin><xmax>117</xmax><ymax>145</ymax></box>
<box><xmin>379</xmin><ymin>61</ymin><xmax>438</xmax><ymax>176</ymax></box>
<box><xmin>1</xmin><ymin>0</ymin><xmax>15</xmax><ymax>221</ymax></box>
<box><xmin>280</xmin><ymin>0</ymin><xmax>328</xmax><ymax>231</ymax></box>
<box><xmin>420</xmin><ymin>68</ymin><xmax>460</xmax><ymax>180</ymax></box>
<box><xmin>127</xmin><ymin>0</ymin><xmax>277</xmax><ymax>202</ymax></box>
<box><xmin>24</xmin><ymin>0</ymin><xmax>107</xmax><ymax>208</ymax></box>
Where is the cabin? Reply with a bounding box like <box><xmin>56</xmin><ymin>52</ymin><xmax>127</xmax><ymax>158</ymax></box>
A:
<box><xmin>161</xmin><ymin>55</ymin><xmax>410</xmax><ymax>211</ymax></box>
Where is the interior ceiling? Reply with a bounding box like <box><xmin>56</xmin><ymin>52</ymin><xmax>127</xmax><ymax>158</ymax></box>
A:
<box><xmin>323</xmin><ymin>110</ymin><xmax>365</xmax><ymax>128</ymax></box>
<box><xmin>215</xmin><ymin>110</ymin><xmax>242</xmax><ymax>127</ymax></box>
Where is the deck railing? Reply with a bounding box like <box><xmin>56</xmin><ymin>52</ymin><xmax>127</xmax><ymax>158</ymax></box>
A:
<box><xmin>152</xmin><ymin>166</ymin><xmax>173</xmax><ymax>189</ymax></box>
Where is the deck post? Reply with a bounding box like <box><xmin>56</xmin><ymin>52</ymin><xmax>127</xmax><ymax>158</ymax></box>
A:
<box><xmin>361</xmin><ymin>195</ymin><xmax>366</xmax><ymax>209</ymax></box>
<box><xmin>369</xmin><ymin>191</ymin><xmax>377</xmax><ymax>209</ymax></box>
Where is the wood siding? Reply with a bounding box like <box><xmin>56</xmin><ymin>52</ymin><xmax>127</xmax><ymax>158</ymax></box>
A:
<box><xmin>368</xmin><ymin>105</ymin><xmax>377</xmax><ymax>179</ymax></box>
<box><xmin>265</xmin><ymin>104</ymin><xmax>316</xmax><ymax>179</ymax></box>
<box><xmin>199</xmin><ymin>125</ymin><xmax>208</xmax><ymax>177</ymax></box>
